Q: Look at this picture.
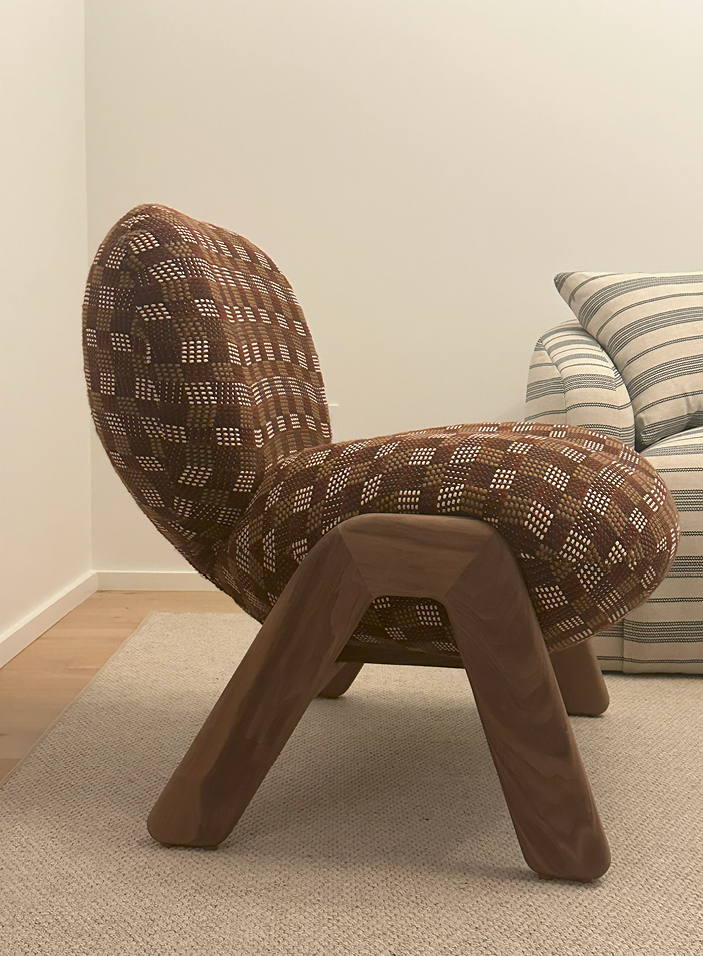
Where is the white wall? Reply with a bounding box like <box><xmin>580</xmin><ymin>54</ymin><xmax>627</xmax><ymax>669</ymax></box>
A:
<box><xmin>0</xmin><ymin>0</ymin><xmax>93</xmax><ymax>656</ymax></box>
<box><xmin>85</xmin><ymin>0</ymin><xmax>703</xmax><ymax>575</ymax></box>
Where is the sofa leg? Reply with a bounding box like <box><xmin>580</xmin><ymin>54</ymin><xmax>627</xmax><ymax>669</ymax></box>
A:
<box><xmin>550</xmin><ymin>640</ymin><xmax>610</xmax><ymax>717</ymax></box>
<box><xmin>317</xmin><ymin>662</ymin><xmax>364</xmax><ymax>698</ymax></box>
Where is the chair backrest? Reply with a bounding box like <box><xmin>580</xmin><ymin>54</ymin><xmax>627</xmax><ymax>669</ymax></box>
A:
<box><xmin>83</xmin><ymin>204</ymin><xmax>330</xmax><ymax>579</ymax></box>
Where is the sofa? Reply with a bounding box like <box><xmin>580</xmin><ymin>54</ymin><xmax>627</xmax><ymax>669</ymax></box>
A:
<box><xmin>527</xmin><ymin>271</ymin><xmax>703</xmax><ymax>674</ymax></box>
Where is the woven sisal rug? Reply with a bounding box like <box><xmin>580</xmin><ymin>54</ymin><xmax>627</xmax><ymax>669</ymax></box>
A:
<box><xmin>1</xmin><ymin>612</ymin><xmax>702</xmax><ymax>955</ymax></box>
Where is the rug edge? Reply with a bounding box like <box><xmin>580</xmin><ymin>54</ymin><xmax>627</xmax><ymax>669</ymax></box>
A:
<box><xmin>0</xmin><ymin>610</ymin><xmax>166</xmax><ymax>790</ymax></box>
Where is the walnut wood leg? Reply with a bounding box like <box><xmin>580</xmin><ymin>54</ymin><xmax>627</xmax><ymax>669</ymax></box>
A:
<box><xmin>336</xmin><ymin>515</ymin><xmax>609</xmax><ymax>881</ymax></box>
<box><xmin>317</xmin><ymin>662</ymin><xmax>364</xmax><ymax>699</ymax></box>
<box><xmin>550</xmin><ymin>639</ymin><xmax>610</xmax><ymax>717</ymax></box>
<box><xmin>147</xmin><ymin>530</ymin><xmax>373</xmax><ymax>848</ymax></box>
<box><xmin>439</xmin><ymin>532</ymin><xmax>610</xmax><ymax>882</ymax></box>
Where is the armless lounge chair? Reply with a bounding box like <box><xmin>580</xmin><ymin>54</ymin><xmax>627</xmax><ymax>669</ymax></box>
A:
<box><xmin>83</xmin><ymin>205</ymin><xmax>679</xmax><ymax>882</ymax></box>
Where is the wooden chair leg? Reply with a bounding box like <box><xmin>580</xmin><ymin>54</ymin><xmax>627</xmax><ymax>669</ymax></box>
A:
<box><xmin>550</xmin><ymin>639</ymin><xmax>610</xmax><ymax>717</ymax></box>
<box><xmin>318</xmin><ymin>662</ymin><xmax>364</xmax><ymax>698</ymax></box>
<box><xmin>148</xmin><ymin>513</ymin><xmax>610</xmax><ymax>882</ymax></box>
<box><xmin>147</xmin><ymin>529</ymin><xmax>373</xmax><ymax>849</ymax></box>
<box><xmin>336</xmin><ymin>516</ymin><xmax>609</xmax><ymax>882</ymax></box>
<box><xmin>439</xmin><ymin>532</ymin><xmax>610</xmax><ymax>882</ymax></box>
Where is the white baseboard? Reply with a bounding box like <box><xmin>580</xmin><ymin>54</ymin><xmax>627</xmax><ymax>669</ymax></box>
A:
<box><xmin>0</xmin><ymin>569</ymin><xmax>218</xmax><ymax>671</ymax></box>
<box><xmin>96</xmin><ymin>570</ymin><xmax>218</xmax><ymax>591</ymax></box>
<box><xmin>0</xmin><ymin>571</ymin><xmax>98</xmax><ymax>670</ymax></box>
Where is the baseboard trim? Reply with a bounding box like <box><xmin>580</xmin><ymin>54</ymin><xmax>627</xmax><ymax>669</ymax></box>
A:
<box><xmin>96</xmin><ymin>570</ymin><xmax>218</xmax><ymax>591</ymax></box>
<box><xmin>0</xmin><ymin>571</ymin><xmax>98</xmax><ymax>669</ymax></box>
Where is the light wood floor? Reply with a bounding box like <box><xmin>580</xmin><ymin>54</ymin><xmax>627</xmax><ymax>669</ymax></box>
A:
<box><xmin>0</xmin><ymin>590</ymin><xmax>241</xmax><ymax>786</ymax></box>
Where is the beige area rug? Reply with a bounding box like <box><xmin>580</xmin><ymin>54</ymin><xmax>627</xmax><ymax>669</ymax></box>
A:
<box><xmin>1</xmin><ymin>612</ymin><xmax>703</xmax><ymax>956</ymax></box>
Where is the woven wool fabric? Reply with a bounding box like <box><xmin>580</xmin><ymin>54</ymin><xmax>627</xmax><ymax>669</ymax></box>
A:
<box><xmin>223</xmin><ymin>421</ymin><xmax>679</xmax><ymax>652</ymax></box>
<box><xmin>524</xmin><ymin>322</ymin><xmax>634</xmax><ymax>667</ymax></box>
<box><xmin>83</xmin><ymin>204</ymin><xmax>330</xmax><ymax>580</ymax></box>
<box><xmin>555</xmin><ymin>271</ymin><xmax>703</xmax><ymax>450</ymax></box>
<box><xmin>84</xmin><ymin>205</ymin><xmax>680</xmax><ymax>656</ymax></box>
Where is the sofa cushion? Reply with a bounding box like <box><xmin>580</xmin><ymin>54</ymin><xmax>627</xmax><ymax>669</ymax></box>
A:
<box><xmin>555</xmin><ymin>271</ymin><xmax>703</xmax><ymax>450</ymax></box>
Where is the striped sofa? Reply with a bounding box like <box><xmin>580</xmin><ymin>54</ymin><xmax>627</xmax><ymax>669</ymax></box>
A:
<box><xmin>527</xmin><ymin>272</ymin><xmax>703</xmax><ymax>674</ymax></box>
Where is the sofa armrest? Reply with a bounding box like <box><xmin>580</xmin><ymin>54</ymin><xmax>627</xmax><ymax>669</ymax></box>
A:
<box><xmin>525</xmin><ymin>321</ymin><xmax>635</xmax><ymax>447</ymax></box>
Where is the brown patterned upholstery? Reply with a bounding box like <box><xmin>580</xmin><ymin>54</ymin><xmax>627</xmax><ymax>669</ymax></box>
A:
<box><xmin>83</xmin><ymin>204</ymin><xmax>680</xmax><ymax>656</ymax></box>
<box><xmin>83</xmin><ymin>204</ymin><xmax>330</xmax><ymax>579</ymax></box>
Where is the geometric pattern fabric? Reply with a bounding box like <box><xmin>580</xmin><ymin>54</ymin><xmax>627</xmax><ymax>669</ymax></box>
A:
<box><xmin>84</xmin><ymin>205</ymin><xmax>680</xmax><ymax>658</ymax></box>
<box><xmin>225</xmin><ymin>420</ymin><xmax>679</xmax><ymax>653</ymax></box>
<box><xmin>83</xmin><ymin>204</ymin><xmax>331</xmax><ymax>581</ymax></box>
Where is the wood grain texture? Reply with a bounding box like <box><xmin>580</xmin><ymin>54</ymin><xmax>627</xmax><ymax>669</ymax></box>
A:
<box><xmin>442</xmin><ymin>529</ymin><xmax>610</xmax><ymax>882</ymax></box>
<box><xmin>147</xmin><ymin>529</ymin><xmax>374</xmax><ymax>848</ymax></box>
<box><xmin>336</xmin><ymin>644</ymin><xmax>463</xmax><ymax>667</ymax></box>
<box><xmin>550</xmin><ymin>640</ymin><xmax>610</xmax><ymax>717</ymax></box>
<box><xmin>148</xmin><ymin>515</ymin><xmax>610</xmax><ymax>881</ymax></box>
<box><xmin>317</xmin><ymin>662</ymin><xmax>364</xmax><ymax>698</ymax></box>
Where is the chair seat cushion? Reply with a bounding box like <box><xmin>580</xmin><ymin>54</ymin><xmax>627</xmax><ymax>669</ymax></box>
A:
<box><xmin>216</xmin><ymin>421</ymin><xmax>679</xmax><ymax>653</ymax></box>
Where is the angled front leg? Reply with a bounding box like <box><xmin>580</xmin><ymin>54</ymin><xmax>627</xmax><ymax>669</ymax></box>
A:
<box><xmin>338</xmin><ymin>515</ymin><xmax>610</xmax><ymax>882</ymax></box>
<box><xmin>147</xmin><ymin>530</ymin><xmax>372</xmax><ymax>848</ymax></box>
<box><xmin>442</xmin><ymin>532</ymin><xmax>610</xmax><ymax>882</ymax></box>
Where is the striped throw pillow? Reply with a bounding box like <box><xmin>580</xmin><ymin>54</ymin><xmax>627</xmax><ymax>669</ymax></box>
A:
<box><xmin>555</xmin><ymin>272</ymin><xmax>703</xmax><ymax>449</ymax></box>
